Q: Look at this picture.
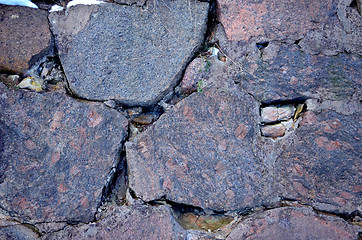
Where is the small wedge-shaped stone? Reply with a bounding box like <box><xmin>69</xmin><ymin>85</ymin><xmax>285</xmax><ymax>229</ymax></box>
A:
<box><xmin>261</xmin><ymin>105</ymin><xmax>295</xmax><ymax>123</ymax></box>
<box><xmin>49</xmin><ymin>1</ymin><xmax>209</xmax><ymax>106</ymax></box>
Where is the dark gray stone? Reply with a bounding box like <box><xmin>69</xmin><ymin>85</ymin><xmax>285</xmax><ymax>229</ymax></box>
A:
<box><xmin>43</xmin><ymin>205</ymin><xmax>215</xmax><ymax>240</ymax></box>
<box><xmin>0</xmin><ymin>83</ymin><xmax>128</xmax><ymax>223</ymax></box>
<box><xmin>0</xmin><ymin>225</ymin><xmax>39</xmax><ymax>240</ymax></box>
<box><xmin>49</xmin><ymin>1</ymin><xmax>209</xmax><ymax>106</ymax></box>
<box><xmin>232</xmin><ymin>43</ymin><xmax>361</xmax><ymax>102</ymax></box>
<box><xmin>226</xmin><ymin>206</ymin><xmax>360</xmax><ymax>240</ymax></box>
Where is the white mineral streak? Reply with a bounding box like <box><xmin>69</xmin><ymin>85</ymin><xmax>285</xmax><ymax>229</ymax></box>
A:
<box><xmin>49</xmin><ymin>4</ymin><xmax>64</xmax><ymax>12</ymax></box>
<box><xmin>0</xmin><ymin>0</ymin><xmax>38</xmax><ymax>8</ymax></box>
<box><xmin>66</xmin><ymin>0</ymin><xmax>105</xmax><ymax>8</ymax></box>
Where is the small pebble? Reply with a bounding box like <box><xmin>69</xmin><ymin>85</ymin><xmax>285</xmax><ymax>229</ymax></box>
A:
<box><xmin>261</xmin><ymin>123</ymin><xmax>286</xmax><ymax>138</ymax></box>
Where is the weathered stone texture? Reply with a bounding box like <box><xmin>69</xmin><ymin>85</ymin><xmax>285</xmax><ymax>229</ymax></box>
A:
<box><xmin>49</xmin><ymin>1</ymin><xmax>209</xmax><ymax>106</ymax></box>
<box><xmin>127</xmin><ymin>87</ymin><xmax>272</xmax><ymax>211</ymax></box>
<box><xmin>238</xmin><ymin>44</ymin><xmax>360</xmax><ymax>102</ymax></box>
<box><xmin>0</xmin><ymin>5</ymin><xmax>53</xmax><ymax>74</ymax></box>
<box><xmin>0</xmin><ymin>83</ymin><xmax>128</xmax><ymax>223</ymax></box>
<box><xmin>43</xmin><ymin>205</ymin><xmax>214</xmax><ymax>240</ymax></box>
<box><xmin>180</xmin><ymin>57</ymin><xmax>208</xmax><ymax>94</ymax></box>
<box><xmin>226</xmin><ymin>206</ymin><xmax>360</xmax><ymax>240</ymax></box>
<box><xmin>218</xmin><ymin>0</ymin><xmax>337</xmax><ymax>42</ymax></box>
<box><xmin>0</xmin><ymin>224</ymin><xmax>39</xmax><ymax>240</ymax></box>
<box><xmin>217</xmin><ymin>0</ymin><xmax>361</xmax><ymax>55</ymax></box>
<box><xmin>275</xmin><ymin>110</ymin><xmax>361</xmax><ymax>214</ymax></box>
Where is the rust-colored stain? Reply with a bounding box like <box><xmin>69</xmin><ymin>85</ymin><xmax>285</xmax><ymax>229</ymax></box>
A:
<box><xmin>315</xmin><ymin>136</ymin><xmax>342</xmax><ymax>151</ymax></box>
<box><xmin>183</xmin><ymin>105</ymin><xmax>195</xmax><ymax>123</ymax></box>
<box><xmin>58</xmin><ymin>183</ymin><xmax>69</xmax><ymax>193</ymax></box>
<box><xmin>51</xmin><ymin>152</ymin><xmax>61</xmax><ymax>165</ymax></box>
<box><xmin>87</xmin><ymin>109</ymin><xmax>103</xmax><ymax>127</ymax></box>
<box><xmin>235</xmin><ymin>123</ymin><xmax>247</xmax><ymax>140</ymax></box>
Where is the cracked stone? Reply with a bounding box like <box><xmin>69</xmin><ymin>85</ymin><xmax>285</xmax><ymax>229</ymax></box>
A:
<box><xmin>49</xmin><ymin>0</ymin><xmax>209</xmax><ymax>106</ymax></box>
<box><xmin>127</xmin><ymin>87</ymin><xmax>272</xmax><ymax>211</ymax></box>
<box><xmin>260</xmin><ymin>106</ymin><xmax>295</xmax><ymax>123</ymax></box>
<box><xmin>0</xmin><ymin>83</ymin><xmax>128</xmax><ymax>223</ymax></box>
<box><xmin>0</xmin><ymin>5</ymin><xmax>53</xmax><ymax>74</ymax></box>
<box><xmin>275</xmin><ymin>110</ymin><xmax>361</xmax><ymax>214</ymax></box>
<box><xmin>226</xmin><ymin>206</ymin><xmax>360</xmax><ymax>240</ymax></box>
<box><xmin>43</xmin><ymin>204</ymin><xmax>215</xmax><ymax>239</ymax></box>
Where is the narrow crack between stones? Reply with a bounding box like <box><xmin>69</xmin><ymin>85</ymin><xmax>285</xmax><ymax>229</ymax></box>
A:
<box><xmin>280</xmin><ymin>197</ymin><xmax>362</xmax><ymax>225</ymax></box>
<box><xmin>95</xmin><ymin>132</ymin><xmax>130</xmax><ymax>221</ymax></box>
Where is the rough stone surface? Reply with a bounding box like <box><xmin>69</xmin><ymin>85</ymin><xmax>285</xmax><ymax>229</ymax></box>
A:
<box><xmin>0</xmin><ymin>224</ymin><xmax>39</xmax><ymax>240</ymax></box>
<box><xmin>274</xmin><ymin>110</ymin><xmax>361</xmax><ymax>214</ymax></box>
<box><xmin>226</xmin><ymin>206</ymin><xmax>360</xmax><ymax>240</ymax></box>
<box><xmin>49</xmin><ymin>1</ymin><xmax>209</xmax><ymax>106</ymax></box>
<box><xmin>180</xmin><ymin>57</ymin><xmax>210</xmax><ymax>94</ymax></box>
<box><xmin>43</xmin><ymin>204</ymin><xmax>214</xmax><ymax>240</ymax></box>
<box><xmin>218</xmin><ymin>0</ymin><xmax>337</xmax><ymax>42</ymax></box>
<box><xmin>127</xmin><ymin>87</ymin><xmax>271</xmax><ymax>211</ymax></box>
<box><xmin>236</xmin><ymin>43</ymin><xmax>360</xmax><ymax>102</ymax></box>
<box><xmin>0</xmin><ymin>5</ymin><xmax>53</xmax><ymax>74</ymax></box>
<box><xmin>260</xmin><ymin>124</ymin><xmax>286</xmax><ymax>138</ymax></box>
<box><xmin>217</xmin><ymin>0</ymin><xmax>361</xmax><ymax>55</ymax></box>
<box><xmin>0</xmin><ymin>83</ymin><xmax>128</xmax><ymax>223</ymax></box>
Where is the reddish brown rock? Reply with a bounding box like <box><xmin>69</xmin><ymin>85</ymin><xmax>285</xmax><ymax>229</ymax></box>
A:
<box><xmin>127</xmin><ymin>87</ymin><xmax>271</xmax><ymax>211</ymax></box>
<box><xmin>274</xmin><ymin>110</ymin><xmax>361</xmax><ymax>213</ymax></box>
<box><xmin>226</xmin><ymin>206</ymin><xmax>360</xmax><ymax>240</ymax></box>
<box><xmin>43</xmin><ymin>205</ymin><xmax>214</xmax><ymax>240</ymax></box>
<box><xmin>0</xmin><ymin>5</ymin><xmax>53</xmax><ymax>74</ymax></box>
<box><xmin>0</xmin><ymin>83</ymin><xmax>128</xmax><ymax>223</ymax></box>
<box><xmin>218</xmin><ymin>0</ymin><xmax>337</xmax><ymax>42</ymax></box>
<box><xmin>181</xmin><ymin>57</ymin><xmax>209</xmax><ymax>94</ymax></box>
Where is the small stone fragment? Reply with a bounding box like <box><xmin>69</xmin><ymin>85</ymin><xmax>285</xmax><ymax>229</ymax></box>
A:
<box><xmin>0</xmin><ymin>74</ymin><xmax>20</xmax><ymax>88</ymax></box>
<box><xmin>17</xmin><ymin>77</ymin><xmax>42</xmax><ymax>91</ymax></box>
<box><xmin>127</xmin><ymin>107</ymin><xmax>142</xmax><ymax>116</ymax></box>
<box><xmin>278</xmin><ymin>105</ymin><xmax>295</xmax><ymax>120</ymax></box>
<box><xmin>177</xmin><ymin>213</ymin><xmax>234</xmax><ymax>233</ymax></box>
<box><xmin>261</xmin><ymin>106</ymin><xmax>279</xmax><ymax>123</ymax></box>
<box><xmin>104</xmin><ymin>99</ymin><xmax>116</xmax><ymax>108</ymax></box>
<box><xmin>261</xmin><ymin>105</ymin><xmax>295</xmax><ymax>123</ymax></box>
<box><xmin>260</xmin><ymin>123</ymin><xmax>286</xmax><ymax>138</ymax></box>
<box><xmin>131</xmin><ymin>113</ymin><xmax>158</xmax><ymax>125</ymax></box>
<box><xmin>181</xmin><ymin>57</ymin><xmax>206</xmax><ymax>94</ymax></box>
